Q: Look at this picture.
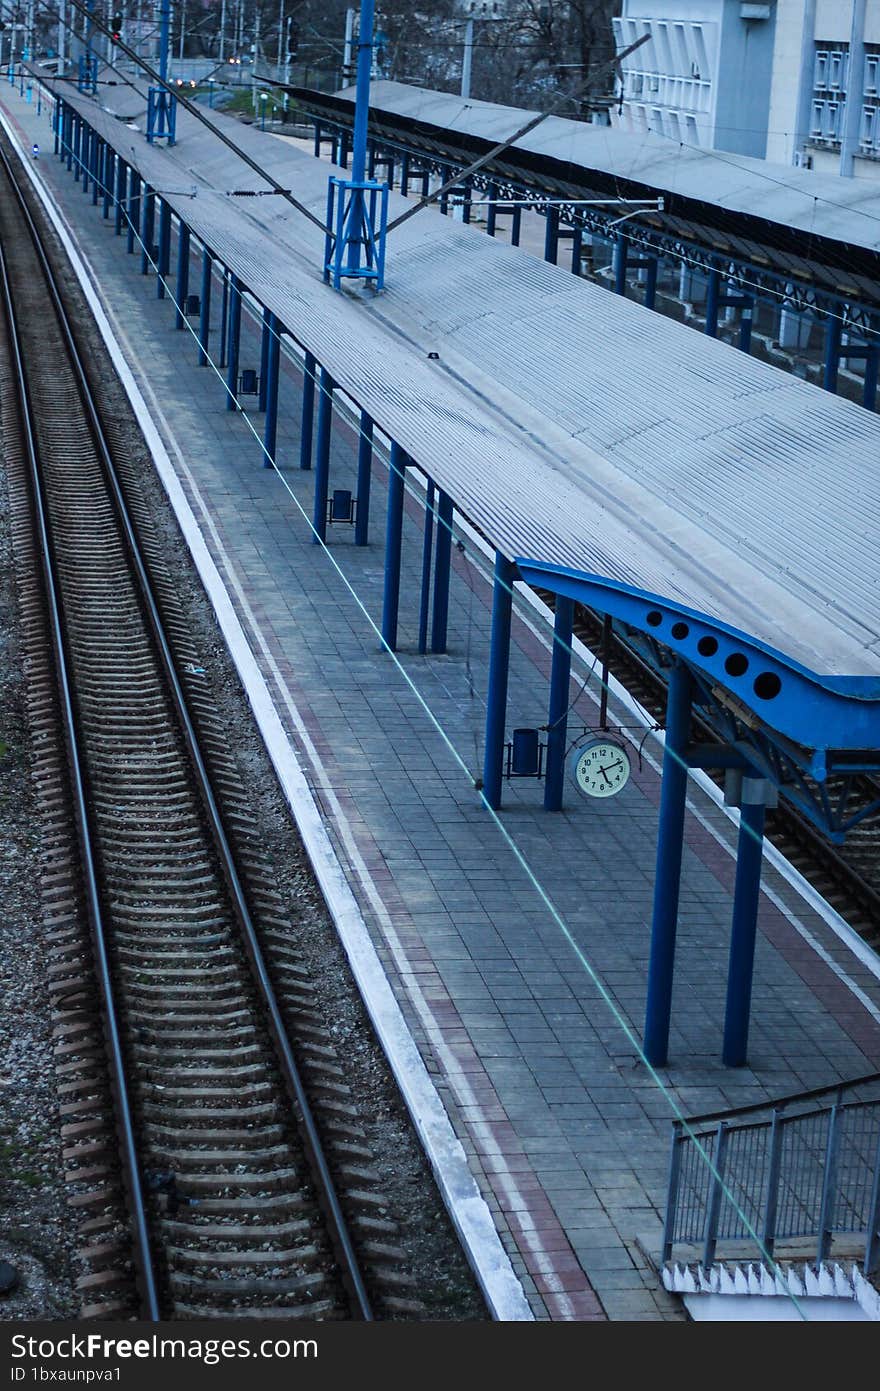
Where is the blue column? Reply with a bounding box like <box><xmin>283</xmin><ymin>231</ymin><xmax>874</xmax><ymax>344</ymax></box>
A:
<box><xmin>225</xmin><ymin>274</ymin><xmax>241</xmax><ymax>410</ymax></box>
<box><xmin>355</xmin><ymin>411</ymin><xmax>373</xmax><ymax>545</ymax></box>
<box><xmin>127</xmin><ymin>172</ymin><xmax>139</xmax><ymax>254</ymax></box>
<box><xmin>313</xmin><ymin>120</ymin><xmax>322</xmax><ymax>157</ymax></box>
<box><xmin>157</xmin><ymin>199</ymin><xmax>172</xmax><ymax>298</ymax></box>
<box><xmin>482</xmin><ymin>553</ymin><xmax>516</xmax><ymax>812</ymax></box>
<box><xmin>644</xmin><ymin>257</ymin><xmax>658</xmax><ymax>310</ymax></box>
<box><xmin>865</xmin><ymin>348</ymin><xmax>879</xmax><ymax>411</ymax></box>
<box><xmin>705</xmin><ymin>269</ymin><xmax>720</xmax><ymax>338</ymax></box>
<box><xmin>102</xmin><ymin>148</ymin><xmax>112</xmax><ymax>217</ymax></box>
<box><xmin>218</xmin><ymin>269</ymin><xmax>229</xmax><ymax>368</ymax></box>
<box><xmin>544</xmin><ymin>206</ymin><xmax>559</xmax><ymax>264</ymax></box>
<box><xmin>80</xmin><ymin>126</ymin><xmax>89</xmax><ymax>191</ymax></box>
<box><xmin>381</xmin><ymin>443</ymin><xmax>407</xmax><ymax>651</ymax></box>
<box><xmin>570</xmin><ymin>227</ymin><xmax>582</xmax><ymax>275</ymax></box>
<box><xmin>54</xmin><ymin>100</ymin><xmax>61</xmax><ymax>155</ymax></box>
<box><xmin>91</xmin><ymin>136</ymin><xmax>99</xmax><ymax>204</ymax></box>
<box><xmin>614</xmin><ymin>235</ymin><xmax>628</xmax><ymax>296</ymax></box>
<box><xmin>431</xmin><ymin>489</ymin><xmax>453</xmax><ymax>653</ymax></box>
<box><xmin>722</xmin><ymin>791</ymin><xmax>767</xmax><ymax>1067</ymax></box>
<box><xmin>175</xmin><ymin>223</ymin><xmax>190</xmax><ymax>328</ymax></box>
<box><xmin>486</xmin><ymin>182</ymin><xmax>498</xmax><ymax>237</ymax></box>
<box><xmin>543</xmin><ymin>596</ymin><xmax>573</xmax><ymax>812</ymax></box>
<box><xmin>299</xmin><ymin>351</ymin><xmax>316</xmax><ymax>470</ymax></box>
<box><xmin>644</xmin><ymin>663</ymin><xmax>692</xmax><ymax>1067</ymax></box>
<box><xmin>511</xmin><ymin>205</ymin><xmax>521</xmax><ymax>246</ymax></box>
<box><xmin>198</xmin><ymin>249</ymin><xmax>212</xmax><ymax>365</ymax></box>
<box><xmin>312</xmin><ymin>368</ymin><xmax>335</xmax><ymax>543</ymax></box>
<box><xmin>73</xmin><ymin>116</ymin><xmax>80</xmax><ymax>178</ymax></box>
<box><xmin>259</xmin><ymin>306</ymin><xmax>271</xmax><ymax>411</ymax></box>
<box><xmin>400</xmin><ymin>150</ymin><xmax>409</xmax><ymax>195</ymax></box>
<box><xmin>824</xmin><ymin>313</ymin><xmax>842</xmax><ymax>394</ymax></box>
<box><xmin>739</xmin><ymin>301</ymin><xmax>754</xmax><ymax>354</ymax></box>
<box><xmin>140</xmin><ymin>187</ymin><xmax>155</xmax><ymax>274</ymax></box>
<box><xmin>114</xmin><ymin>159</ymin><xmax>125</xmax><ymax>234</ymax></box>
<box><xmin>417</xmin><ymin>480</ymin><xmax>435</xmax><ymax>655</ymax></box>
<box><xmin>263</xmin><ymin>312</ymin><xmax>280</xmax><ymax>468</ymax></box>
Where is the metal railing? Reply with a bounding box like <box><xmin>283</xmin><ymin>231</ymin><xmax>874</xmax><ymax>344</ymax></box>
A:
<box><xmin>662</xmin><ymin>1072</ymin><xmax>880</xmax><ymax>1273</ymax></box>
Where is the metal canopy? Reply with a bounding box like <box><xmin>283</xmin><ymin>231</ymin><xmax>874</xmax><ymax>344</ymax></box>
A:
<box><xmin>50</xmin><ymin>77</ymin><xmax>880</xmax><ymax>755</ymax></box>
<box><xmin>309</xmin><ymin>80</ymin><xmax>880</xmax><ymax>305</ymax></box>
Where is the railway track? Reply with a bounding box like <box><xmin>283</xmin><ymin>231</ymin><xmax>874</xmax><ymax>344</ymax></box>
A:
<box><xmin>561</xmin><ymin>604</ymin><xmax>880</xmax><ymax>953</ymax></box>
<box><xmin>0</xmin><ymin>132</ymin><xmax>421</xmax><ymax>1320</ymax></box>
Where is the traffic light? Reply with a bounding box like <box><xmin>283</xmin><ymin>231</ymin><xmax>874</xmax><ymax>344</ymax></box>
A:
<box><xmin>111</xmin><ymin>10</ymin><xmax>123</xmax><ymax>43</ymax></box>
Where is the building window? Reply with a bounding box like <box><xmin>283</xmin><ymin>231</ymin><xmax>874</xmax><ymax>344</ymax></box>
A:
<box><xmin>810</xmin><ymin>42</ymin><xmax>849</xmax><ymax>148</ymax></box>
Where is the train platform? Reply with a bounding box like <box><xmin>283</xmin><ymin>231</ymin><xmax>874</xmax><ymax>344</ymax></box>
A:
<box><xmin>4</xmin><ymin>86</ymin><xmax>880</xmax><ymax>1323</ymax></box>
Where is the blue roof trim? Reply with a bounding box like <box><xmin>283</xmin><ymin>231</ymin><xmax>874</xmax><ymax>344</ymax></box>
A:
<box><xmin>514</xmin><ymin>560</ymin><xmax>880</xmax><ymax>753</ymax></box>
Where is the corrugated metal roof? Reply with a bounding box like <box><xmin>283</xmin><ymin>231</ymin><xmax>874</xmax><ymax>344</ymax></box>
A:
<box><xmin>337</xmin><ymin>80</ymin><xmax>880</xmax><ymax>259</ymax></box>
<box><xmin>49</xmin><ymin>78</ymin><xmax>880</xmax><ymax>689</ymax></box>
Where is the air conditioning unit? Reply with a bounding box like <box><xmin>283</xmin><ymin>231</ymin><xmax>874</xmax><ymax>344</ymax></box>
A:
<box><xmin>794</xmin><ymin>149</ymin><xmax>813</xmax><ymax>169</ymax></box>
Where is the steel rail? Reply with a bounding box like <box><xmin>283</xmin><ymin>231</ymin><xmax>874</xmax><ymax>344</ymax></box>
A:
<box><xmin>0</xmin><ymin>144</ymin><xmax>161</xmax><ymax>1323</ymax></box>
<box><xmin>1</xmin><ymin>139</ymin><xmax>374</xmax><ymax>1321</ymax></box>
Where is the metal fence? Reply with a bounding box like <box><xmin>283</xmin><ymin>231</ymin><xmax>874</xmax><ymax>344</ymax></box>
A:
<box><xmin>662</xmin><ymin>1073</ymin><xmax>880</xmax><ymax>1272</ymax></box>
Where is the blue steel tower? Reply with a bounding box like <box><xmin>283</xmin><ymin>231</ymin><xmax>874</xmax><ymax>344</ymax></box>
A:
<box><xmin>323</xmin><ymin>0</ymin><xmax>388</xmax><ymax>292</ymax></box>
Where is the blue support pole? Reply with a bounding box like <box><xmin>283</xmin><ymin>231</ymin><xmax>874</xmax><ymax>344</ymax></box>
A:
<box><xmin>543</xmin><ymin>596</ymin><xmax>574</xmax><ymax>812</ymax></box>
<box><xmin>140</xmin><ymin>187</ymin><xmax>155</xmax><ymax>274</ymax></box>
<box><xmin>355</xmin><ymin>411</ymin><xmax>373</xmax><ymax>545</ymax></box>
<box><xmin>299</xmin><ymin>351</ymin><xmax>316</xmax><ymax>470</ymax></box>
<box><xmin>313</xmin><ymin>120</ymin><xmax>322</xmax><ymax>157</ymax></box>
<box><xmin>570</xmin><ymin>227</ymin><xmax>583</xmax><ymax>275</ymax></box>
<box><xmin>381</xmin><ymin>443</ymin><xmax>407</xmax><ymax>651</ymax></box>
<box><xmin>259</xmin><ymin>306</ymin><xmax>271</xmax><ymax>411</ymax></box>
<box><xmin>90</xmin><ymin>136</ymin><xmax>100</xmax><ymax>204</ymax></box>
<box><xmin>511</xmin><ymin>207</ymin><xmax>522</xmax><ymax>246</ymax></box>
<box><xmin>73</xmin><ymin>115</ymin><xmax>80</xmax><ymax>178</ymax></box>
<box><xmin>102</xmin><ymin>148</ymin><xmax>112</xmax><ymax>218</ymax></box>
<box><xmin>54</xmin><ymin>100</ymin><xmax>61</xmax><ymax>156</ymax></box>
<box><xmin>431</xmin><ymin>489</ymin><xmax>453</xmax><ymax>653</ymax></box>
<box><xmin>722</xmin><ymin>793</ymin><xmax>767</xmax><ymax>1067</ymax></box>
<box><xmin>865</xmin><ymin>348</ymin><xmax>879</xmax><ymax>411</ymax></box>
<box><xmin>312</xmin><ymin>368</ymin><xmax>335</xmax><ymax>542</ymax></box>
<box><xmin>486</xmin><ymin>182</ymin><xmax>498</xmax><ymax>238</ymax></box>
<box><xmin>218</xmin><ymin>269</ymin><xmax>229</xmax><ymax>368</ymax></box>
<box><xmin>544</xmin><ymin>206</ymin><xmax>559</xmax><ymax>265</ymax></box>
<box><xmin>644</xmin><ymin>663</ymin><xmax>692</xmax><ymax>1067</ymax></box>
<box><xmin>263</xmin><ymin>312</ymin><xmax>280</xmax><ymax>468</ymax></box>
<box><xmin>482</xmin><ymin>553</ymin><xmax>516</xmax><ymax>812</ymax></box>
<box><xmin>645</xmin><ymin>257</ymin><xmax>658</xmax><ymax>310</ymax></box>
<box><xmin>126</xmin><ymin>172</ymin><xmax>139</xmax><ymax>254</ymax></box>
<box><xmin>114</xmin><ymin>158</ymin><xmax>125</xmax><ymax>235</ymax></box>
<box><xmin>705</xmin><ymin>269</ymin><xmax>720</xmax><ymax>338</ymax></box>
<box><xmin>81</xmin><ymin>126</ymin><xmax>89</xmax><ymax>192</ymax></box>
<box><xmin>824</xmin><ymin>314</ymin><xmax>842</xmax><ymax>394</ymax></box>
<box><xmin>400</xmin><ymin>150</ymin><xmax>409</xmax><ymax>194</ymax></box>
<box><xmin>175</xmin><ymin>223</ymin><xmax>190</xmax><ymax>328</ymax></box>
<box><xmin>417</xmin><ymin>480</ymin><xmax>435</xmax><ymax>655</ymax></box>
<box><xmin>613</xmin><ymin>235</ymin><xmax>628</xmax><ymax>295</ymax></box>
<box><xmin>225</xmin><ymin>274</ymin><xmax>241</xmax><ymax>410</ymax></box>
<box><xmin>198</xmin><ymin>249</ymin><xmax>212</xmax><ymax>366</ymax></box>
<box><xmin>157</xmin><ymin>199</ymin><xmax>172</xmax><ymax>298</ymax></box>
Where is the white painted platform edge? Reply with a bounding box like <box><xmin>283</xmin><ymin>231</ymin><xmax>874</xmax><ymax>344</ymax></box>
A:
<box><xmin>0</xmin><ymin>108</ymin><xmax>533</xmax><ymax>1323</ymax></box>
<box><xmin>662</xmin><ymin>1259</ymin><xmax>880</xmax><ymax>1320</ymax></box>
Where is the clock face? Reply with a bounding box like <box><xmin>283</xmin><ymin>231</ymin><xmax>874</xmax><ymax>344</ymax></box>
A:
<box><xmin>572</xmin><ymin>739</ymin><xmax>632</xmax><ymax>798</ymax></box>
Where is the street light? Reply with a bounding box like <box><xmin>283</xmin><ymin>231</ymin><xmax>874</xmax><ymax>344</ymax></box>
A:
<box><xmin>208</xmin><ymin>75</ymin><xmax>215</xmax><ymax>107</ymax></box>
<box><xmin>259</xmin><ymin>90</ymin><xmax>268</xmax><ymax>130</ymax></box>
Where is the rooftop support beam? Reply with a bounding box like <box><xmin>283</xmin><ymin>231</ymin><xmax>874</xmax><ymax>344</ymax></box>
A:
<box><xmin>355</xmin><ymin>412</ymin><xmax>373</xmax><ymax>546</ymax></box>
<box><xmin>722</xmin><ymin>787</ymin><xmax>768</xmax><ymax>1067</ymax></box>
<box><xmin>140</xmin><ymin>186</ymin><xmax>155</xmax><ymax>275</ymax></box>
<box><xmin>382</xmin><ymin>444</ymin><xmax>407</xmax><ymax>651</ymax></box>
<box><xmin>544</xmin><ymin>596</ymin><xmax>573</xmax><ymax>812</ymax></box>
<box><xmin>197</xmin><ymin>249</ymin><xmax>212</xmax><ymax>366</ymax></box>
<box><xmin>175</xmin><ymin>223</ymin><xmax>190</xmax><ymax>328</ymax></box>
<box><xmin>263</xmin><ymin>311</ymin><xmax>280</xmax><ymax>469</ymax></box>
<box><xmin>644</xmin><ymin>663</ymin><xmax>692</xmax><ymax>1067</ymax></box>
<box><xmin>312</xmin><ymin>368</ymin><xmax>335</xmax><ymax>544</ymax></box>
<box><xmin>300</xmin><ymin>352</ymin><xmax>316</xmax><ymax>470</ymax></box>
<box><xmin>431</xmin><ymin>489</ymin><xmax>453</xmax><ymax>654</ymax></box>
<box><xmin>418</xmin><ymin>480</ymin><xmax>435</xmax><ymax>656</ymax></box>
<box><xmin>225</xmin><ymin>273</ymin><xmax>241</xmax><ymax>410</ymax></box>
<box><xmin>482</xmin><ymin>553</ymin><xmax>516</xmax><ymax>812</ymax></box>
<box><xmin>157</xmin><ymin>198</ymin><xmax>171</xmax><ymax>299</ymax></box>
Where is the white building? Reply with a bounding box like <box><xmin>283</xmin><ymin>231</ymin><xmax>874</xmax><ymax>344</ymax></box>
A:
<box><xmin>612</xmin><ymin>1</ymin><xmax>778</xmax><ymax>156</ymax></box>
<box><xmin>765</xmin><ymin>0</ymin><xmax>880</xmax><ymax>178</ymax></box>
